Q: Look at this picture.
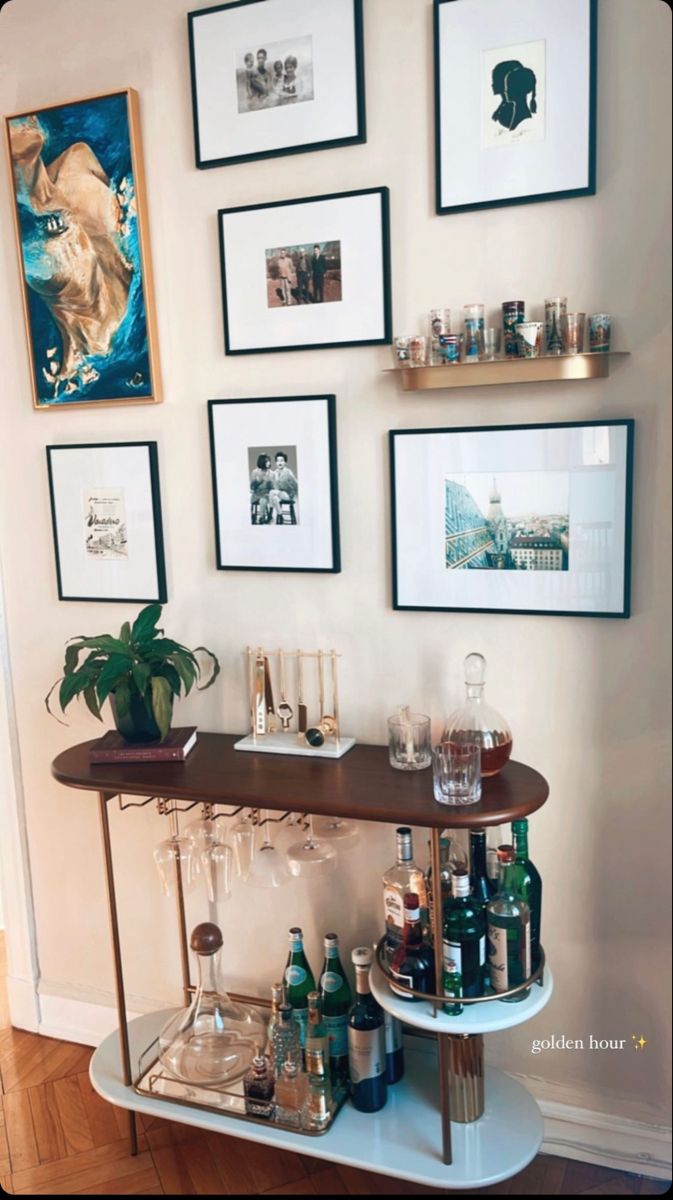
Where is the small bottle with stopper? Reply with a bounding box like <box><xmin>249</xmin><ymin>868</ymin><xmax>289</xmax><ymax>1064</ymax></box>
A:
<box><xmin>442</xmin><ymin>652</ymin><xmax>512</xmax><ymax>776</ymax></box>
<box><xmin>243</xmin><ymin>1052</ymin><xmax>275</xmax><ymax>1119</ymax></box>
<box><xmin>274</xmin><ymin>1058</ymin><xmax>308</xmax><ymax>1127</ymax></box>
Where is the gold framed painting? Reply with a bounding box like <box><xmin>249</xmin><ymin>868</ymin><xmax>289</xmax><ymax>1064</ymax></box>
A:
<box><xmin>4</xmin><ymin>88</ymin><xmax>161</xmax><ymax>410</ymax></box>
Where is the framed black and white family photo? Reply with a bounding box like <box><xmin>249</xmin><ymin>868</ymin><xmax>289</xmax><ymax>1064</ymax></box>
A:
<box><xmin>188</xmin><ymin>0</ymin><xmax>365</xmax><ymax>168</ymax></box>
<box><xmin>434</xmin><ymin>0</ymin><xmax>597</xmax><ymax>213</ymax></box>
<box><xmin>208</xmin><ymin>395</ymin><xmax>340</xmax><ymax>572</ymax></box>
<box><xmin>390</xmin><ymin>420</ymin><xmax>634</xmax><ymax>618</ymax></box>
<box><xmin>46</xmin><ymin>442</ymin><xmax>167</xmax><ymax>603</ymax></box>
<box><xmin>218</xmin><ymin>187</ymin><xmax>391</xmax><ymax>354</ymax></box>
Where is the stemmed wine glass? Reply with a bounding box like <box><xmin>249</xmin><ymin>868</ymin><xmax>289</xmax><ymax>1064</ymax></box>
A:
<box><xmin>230</xmin><ymin>810</ymin><xmax>255</xmax><ymax>879</ymax></box>
<box><xmin>244</xmin><ymin>811</ymin><xmax>290</xmax><ymax>888</ymax></box>
<box><xmin>286</xmin><ymin>814</ymin><xmax>338</xmax><ymax>877</ymax></box>
<box><xmin>312</xmin><ymin>815</ymin><xmax>360</xmax><ymax>849</ymax></box>
<box><xmin>153</xmin><ymin>827</ymin><xmax>197</xmax><ymax>898</ymax></box>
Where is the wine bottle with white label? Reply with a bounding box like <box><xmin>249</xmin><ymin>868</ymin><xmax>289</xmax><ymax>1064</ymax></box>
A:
<box><xmin>487</xmin><ymin>846</ymin><xmax>531</xmax><ymax>1002</ymax></box>
<box><xmin>382</xmin><ymin>827</ymin><xmax>427</xmax><ymax>962</ymax></box>
<box><xmin>319</xmin><ymin>933</ymin><xmax>352</xmax><ymax>1083</ymax></box>
<box><xmin>442</xmin><ymin>868</ymin><xmax>487</xmax><ymax>1003</ymax></box>
<box><xmin>284</xmin><ymin>927</ymin><xmax>316</xmax><ymax>1047</ymax></box>
<box><xmin>347</xmin><ymin>947</ymin><xmax>387</xmax><ymax>1113</ymax></box>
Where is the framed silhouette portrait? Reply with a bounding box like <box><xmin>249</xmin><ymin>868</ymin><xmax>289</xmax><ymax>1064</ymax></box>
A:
<box><xmin>434</xmin><ymin>0</ymin><xmax>597</xmax><ymax>214</ymax></box>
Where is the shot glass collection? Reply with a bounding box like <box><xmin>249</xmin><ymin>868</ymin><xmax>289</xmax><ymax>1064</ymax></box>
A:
<box><xmin>393</xmin><ymin>299</ymin><xmax>613</xmax><ymax>366</ymax></box>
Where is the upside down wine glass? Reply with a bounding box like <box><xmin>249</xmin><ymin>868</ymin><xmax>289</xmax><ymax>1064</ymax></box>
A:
<box><xmin>244</xmin><ymin>811</ymin><xmax>290</xmax><ymax>888</ymax></box>
<box><xmin>286</xmin><ymin>814</ymin><xmax>338</xmax><ymax>877</ymax></box>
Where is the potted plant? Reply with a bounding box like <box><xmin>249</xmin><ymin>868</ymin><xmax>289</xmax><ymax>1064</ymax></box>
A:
<box><xmin>46</xmin><ymin>603</ymin><xmax>220</xmax><ymax>743</ymax></box>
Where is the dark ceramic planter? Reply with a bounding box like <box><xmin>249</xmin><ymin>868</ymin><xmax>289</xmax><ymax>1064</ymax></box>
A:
<box><xmin>110</xmin><ymin>690</ymin><xmax>171</xmax><ymax>744</ymax></box>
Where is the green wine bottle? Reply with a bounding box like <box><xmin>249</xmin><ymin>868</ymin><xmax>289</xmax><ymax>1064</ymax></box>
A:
<box><xmin>511</xmin><ymin>819</ymin><xmax>542</xmax><ymax>968</ymax></box>
<box><xmin>284</xmin><ymin>927</ymin><xmax>316</xmax><ymax>1048</ymax></box>
<box><xmin>487</xmin><ymin>846</ymin><xmax>531</xmax><ymax>1002</ymax></box>
<box><xmin>319</xmin><ymin>932</ymin><xmax>352</xmax><ymax>1082</ymax></box>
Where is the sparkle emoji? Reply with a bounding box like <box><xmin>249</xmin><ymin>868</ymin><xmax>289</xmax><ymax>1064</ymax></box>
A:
<box><xmin>632</xmin><ymin>1034</ymin><xmax>648</xmax><ymax>1050</ymax></box>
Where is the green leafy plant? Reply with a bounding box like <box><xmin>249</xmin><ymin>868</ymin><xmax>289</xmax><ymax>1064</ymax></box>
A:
<box><xmin>46</xmin><ymin>603</ymin><xmax>220</xmax><ymax>741</ymax></box>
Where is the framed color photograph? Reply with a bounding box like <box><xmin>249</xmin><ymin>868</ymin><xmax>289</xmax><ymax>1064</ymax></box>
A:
<box><xmin>188</xmin><ymin>0</ymin><xmax>365</xmax><ymax>168</ymax></box>
<box><xmin>390</xmin><ymin>420</ymin><xmax>634</xmax><ymax>618</ymax></box>
<box><xmin>434</xmin><ymin>0</ymin><xmax>597</xmax><ymax>214</ymax></box>
<box><xmin>47</xmin><ymin>443</ymin><xmax>167</xmax><ymax>603</ymax></box>
<box><xmin>219</xmin><ymin>187</ymin><xmax>391</xmax><ymax>354</ymax></box>
<box><xmin>4</xmin><ymin>90</ymin><xmax>161</xmax><ymax>409</ymax></box>
<box><xmin>209</xmin><ymin>396</ymin><xmax>340</xmax><ymax>572</ymax></box>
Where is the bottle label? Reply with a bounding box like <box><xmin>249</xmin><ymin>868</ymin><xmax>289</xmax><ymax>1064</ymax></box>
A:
<box><xmin>285</xmin><ymin>965</ymin><xmax>307</xmax><ymax>987</ymax></box>
<box><xmin>443</xmin><ymin>940</ymin><xmax>462</xmax><ymax>974</ymax></box>
<box><xmin>321</xmin><ymin>971</ymin><xmax>343</xmax><ymax>994</ymax></box>
<box><xmin>384</xmin><ymin>885</ymin><xmax>404</xmax><ymax>930</ymax></box>
<box><xmin>324</xmin><ymin>1013</ymin><xmax>348</xmax><ymax>1058</ymax></box>
<box><xmin>487</xmin><ymin>923</ymin><xmax>509</xmax><ymax>992</ymax></box>
<box><xmin>390</xmin><ymin>969</ymin><xmax>413</xmax><ymax>997</ymax></box>
<box><xmin>292</xmin><ymin>1007</ymin><xmax>309</xmax><ymax>1046</ymax></box>
<box><xmin>384</xmin><ymin>1011</ymin><xmax>403</xmax><ymax>1054</ymax></box>
<box><xmin>348</xmin><ymin>1026</ymin><xmax>385</xmax><ymax>1083</ymax></box>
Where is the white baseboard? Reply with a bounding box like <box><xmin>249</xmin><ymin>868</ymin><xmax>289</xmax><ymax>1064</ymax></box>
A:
<box><xmin>37</xmin><ymin>984</ymin><xmax>171</xmax><ymax>1048</ymax></box>
<box><xmin>6</xmin><ymin>973</ymin><xmax>40</xmax><ymax>1032</ymax></box>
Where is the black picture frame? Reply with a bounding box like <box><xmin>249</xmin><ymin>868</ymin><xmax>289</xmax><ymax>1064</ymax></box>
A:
<box><xmin>390</xmin><ymin>420</ymin><xmax>634</xmax><ymax>619</ymax></box>
<box><xmin>208</xmin><ymin>395</ymin><xmax>341</xmax><ymax>573</ymax></box>
<box><xmin>188</xmin><ymin>0</ymin><xmax>366</xmax><ymax>169</ymax></box>
<box><xmin>46</xmin><ymin>442</ymin><xmax>168</xmax><ymax>604</ymax></box>
<box><xmin>434</xmin><ymin>0</ymin><xmax>598</xmax><ymax>215</ymax></box>
<box><xmin>218</xmin><ymin>186</ymin><xmax>392</xmax><ymax>355</ymax></box>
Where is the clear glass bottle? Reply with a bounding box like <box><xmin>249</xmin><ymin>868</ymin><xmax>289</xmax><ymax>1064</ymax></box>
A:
<box><xmin>426</xmin><ymin>836</ymin><xmax>468</xmax><ymax>934</ymax></box>
<box><xmin>511</xmin><ymin>819</ymin><xmax>542</xmax><ymax>969</ymax></box>
<box><xmin>443</xmin><ymin>867</ymin><xmax>486</xmax><ymax>1002</ymax></box>
<box><xmin>158</xmin><ymin>923</ymin><xmax>266</xmax><ymax>1086</ymax></box>
<box><xmin>243</xmin><ymin>1054</ymin><xmax>275</xmax><ymax>1119</ymax></box>
<box><xmin>270</xmin><ymin>1002</ymin><xmax>302</xmax><ymax>1076</ymax></box>
<box><xmin>265</xmin><ymin>981</ymin><xmax>286</xmax><ymax>1061</ymax></box>
<box><xmin>347</xmin><ymin>947</ymin><xmax>387</xmax><ymax>1113</ymax></box>
<box><xmin>383</xmin><ymin>827</ymin><xmax>428</xmax><ymax>961</ymax></box>
<box><xmin>302</xmin><ymin>1044</ymin><xmax>332</xmax><ymax>1131</ymax></box>
<box><xmin>442</xmin><ymin>653</ymin><xmax>513</xmax><ymax>777</ymax></box>
<box><xmin>487</xmin><ymin>845</ymin><xmax>531</xmax><ymax>1001</ymax></box>
<box><xmin>305</xmin><ymin>991</ymin><xmax>330</xmax><ymax>1066</ymax></box>
<box><xmin>390</xmin><ymin>892</ymin><xmax>435</xmax><ymax>1001</ymax></box>
<box><xmin>274</xmin><ymin>1058</ymin><xmax>308</xmax><ymax>1128</ymax></box>
<box><xmin>319</xmin><ymin>933</ymin><xmax>352</xmax><ymax>1083</ymax></box>
<box><xmin>283</xmin><ymin>927</ymin><xmax>316</xmax><ymax>1050</ymax></box>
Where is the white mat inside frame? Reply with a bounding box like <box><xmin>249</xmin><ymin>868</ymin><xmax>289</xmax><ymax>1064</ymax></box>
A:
<box><xmin>234</xmin><ymin>732</ymin><xmax>356</xmax><ymax>759</ymax></box>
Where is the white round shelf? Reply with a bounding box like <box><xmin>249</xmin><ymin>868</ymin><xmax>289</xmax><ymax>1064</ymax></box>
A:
<box><xmin>370</xmin><ymin>956</ymin><xmax>553</xmax><ymax>1034</ymax></box>
<box><xmin>91</xmin><ymin>1010</ymin><xmax>543</xmax><ymax>1190</ymax></box>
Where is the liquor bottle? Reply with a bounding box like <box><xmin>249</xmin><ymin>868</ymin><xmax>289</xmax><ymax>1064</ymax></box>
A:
<box><xmin>243</xmin><ymin>1054</ymin><xmax>275</xmax><ymax>1119</ymax></box>
<box><xmin>284</xmin><ymin>927</ymin><xmax>316</xmax><ymax>1048</ymax></box>
<box><xmin>305</xmin><ymin>991</ymin><xmax>330</xmax><ymax>1066</ymax></box>
<box><xmin>347</xmin><ymin>947</ymin><xmax>387</xmax><ymax>1113</ymax></box>
<box><xmin>270</xmin><ymin>1002</ymin><xmax>301</xmax><ymax>1075</ymax></box>
<box><xmin>442</xmin><ymin>868</ymin><xmax>487</xmax><ymax>1004</ymax></box>
<box><xmin>442</xmin><ymin>960</ymin><xmax>463</xmax><ymax>1016</ymax></box>
<box><xmin>303</xmin><ymin>1043</ymin><xmax>332</xmax><ymax>1132</ymax></box>
<box><xmin>384</xmin><ymin>1010</ymin><xmax>405</xmax><ymax>1084</ymax></box>
<box><xmin>319</xmin><ymin>933</ymin><xmax>352</xmax><ymax>1083</ymax></box>
<box><xmin>487</xmin><ymin>845</ymin><xmax>531</xmax><ymax>1002</ymax></box>
<box><xmin>442</xmin><ymin>652</ymin><xmax>513</xmax><ymax>776</ymax></box>
<box><xmin>469</xmin><ymin>830</ymin><xmax>496</xmax><ymax>905</ymax></box>
<box><xmin>511</xmin><ymin>819</ymin><xmax>542</xmax><ymax>968</ymax></box>
<box><xmin>265</xmin><ymin>981</ymin><xmax>286</xmax><ymax>1061</ymax></box>
<box><xmin>390</xmin><ymin>893</ymin><xmax>435</xmax><ymax>1000</ymax></box>
<box><xmin>274</xmin><ymin>1058</ymin><xmax>308</xmax><ymax>1128</ymax></box>
<box><xmin>426</xmin><ymin>836</ymin><xmax>468</xmax><ymax>934</ymax></box>
<box><xmin>383</xmin><ymin>827</ymin><xmax>428</xmax><ymax>961</ymax></box>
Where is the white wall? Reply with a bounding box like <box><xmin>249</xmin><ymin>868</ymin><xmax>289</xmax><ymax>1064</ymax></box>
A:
<box><xmin>0</xmin><ymin>0</ymin><xmax>670</xmax><ymax>1136</ymax></box>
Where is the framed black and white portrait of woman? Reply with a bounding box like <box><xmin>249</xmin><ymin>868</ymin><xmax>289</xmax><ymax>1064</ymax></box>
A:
<box><xmin>434</xmin><ymin>0</ymin><xmax>597</xmax><ymax>214</ymax></box>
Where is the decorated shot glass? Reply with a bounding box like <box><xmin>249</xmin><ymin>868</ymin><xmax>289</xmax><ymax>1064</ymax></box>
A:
<box><xmin>502</xmin><ymin>300</ymin><xmax>525</xmax><ymax>357</ymax></box>
<box><xmin>464</xmin><ymin>304</ymin><xmax>485</xmax><ymax>361</ymax></box>
<box><xmin>562</xmin><ymin>312</ymin><xmax>585</xmax><ymax>355</ymax></box>
<box><xmin>409</xmin><ymin>335</ymin><xmax>428</xmax><ymax>367</ymax></box>
<box><xmin>516</xmin><ymin>321</ymin><xmax>543</xmax><ymax>358</ymax></box>
<box><xmin>392</xmin><ymin>335</ymin><xmax>412</xmax><ymax>366</ymax></box>
<box><xmin>544</xmin><ymin>297</ymin><xmax>567</xmax><ymax>355</ymax></box>
<box><xmin>589</xmin><ymin>313</ymin><xmax>611</xmax><ymax>352</ymax></box>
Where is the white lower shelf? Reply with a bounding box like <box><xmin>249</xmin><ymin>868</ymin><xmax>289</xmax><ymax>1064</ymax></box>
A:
<box><xmin>91</xmin><ymin>1011</ymin><xmax>544</xmax><ymax>1189</ymax></box>
<box><xmin>370</xmin><ymin>957</ymin><xmax>553</xmax><ymax>1034</ymax></box>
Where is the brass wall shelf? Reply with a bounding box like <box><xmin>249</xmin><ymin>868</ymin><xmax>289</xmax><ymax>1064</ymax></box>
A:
<box><xmin>386</xmin><ymin>351</ymin><xmax>630</xmax><ymax>392</ymax></box>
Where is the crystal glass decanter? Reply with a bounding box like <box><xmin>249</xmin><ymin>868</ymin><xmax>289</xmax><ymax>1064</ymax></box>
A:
<box><xmin>159</xmin><ymin>922</ymin><xmax>266</xmax><ymax>1086</ymax></box>
<box><xmin>442</xmin><ymin>653</ymin><xmax>512</xmax><ymax>777</ymax></box>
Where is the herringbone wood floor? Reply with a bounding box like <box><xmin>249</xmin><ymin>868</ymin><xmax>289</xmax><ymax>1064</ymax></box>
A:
<box><xmin>0</xmin><ymin>936</ymin><xmax>668</xmax><ymax>1195</ymax></box>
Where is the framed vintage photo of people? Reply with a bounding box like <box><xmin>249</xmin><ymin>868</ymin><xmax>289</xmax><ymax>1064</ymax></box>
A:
<box><xmin>208</xmin><ymin>396</ymin><xmax>340</xmax><ymax>573</ymax></box>
<box><xmin>390</xmin><ymin>420</ymin><xmax>634</xmax><ymax>618</ymax></box>
<box><xmin>4</xmin><ymin>89</ymin><xmax>161</xmax><ymax>410</ymax></box>
<box><xmin>188</xmin><ymin>0</ymin><xmax>366</xmax><ymax>168</ymax></box>
<box><xmin>219</xmin><ymin>187</ymin><xmax>391</xmax><ymax>355</ymax></box>
<box><xmin>46</xmin><ymin>442</ymin><xmax>167</xmax><ymax>603</ymax></box>
<box><xmin>434</xmin><ymin>0</ymin><xmax>597</xmax><ymax>214</ymax></box>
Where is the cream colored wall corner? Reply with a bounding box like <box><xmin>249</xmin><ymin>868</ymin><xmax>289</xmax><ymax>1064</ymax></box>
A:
<box><xmin>0</xmin><ymin>0</ymin><xmax>670</xmax><ymax>1154</ymax></box>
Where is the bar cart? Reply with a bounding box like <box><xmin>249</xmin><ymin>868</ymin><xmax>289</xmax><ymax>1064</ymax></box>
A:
<box><xmin>52</xmin><ymin>733</ymin><xmax>551</xmax><ymax>1191</ymax></box>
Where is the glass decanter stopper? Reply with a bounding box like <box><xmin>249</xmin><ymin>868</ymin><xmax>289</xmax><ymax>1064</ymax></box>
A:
<box><xmin>158</xmin><ymin>922</ymin><xmax>266</xmax><ymax>1087</ymax></box>
<box><xmin>442</xmin><ymin>653</ymin><xmax>512</xmax><ymax>777</ymax></box>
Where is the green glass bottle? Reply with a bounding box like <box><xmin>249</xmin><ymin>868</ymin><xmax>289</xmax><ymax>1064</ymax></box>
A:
<box><xmin>487</xmin><ymin>846</ymin><xmax>531</xmax><ymax>1002</ymax></box>
<box><xmin>284</xmin><ymin>927</ymin><xmax>316</xmax><ymax>1048</ymax></box>
<box><xmin>442</xmin><ymin>867</ymin><xmax>486</xmax><ymax>1004</ymax></box>
<box><xmin>319</xmin><ymin>933</ymin><xmax>352</xmax><ymax>1082</ymax></box>
<box><xmin>511</xmin><ymin>819</ymin><xmax>542</xmax><ymax>968</ymax></box>
<box><xmin>469</xmin><ymin>829</ymin><xmax>496</xmax><ymax>906</ymax></box>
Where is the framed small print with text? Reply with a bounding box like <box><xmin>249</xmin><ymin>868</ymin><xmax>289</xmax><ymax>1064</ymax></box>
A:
<box><xmin>434</xmin><ymin>0</ymin><xmax>597</xmax><ymax>214</ymax></box>
<box><xmin>390</xmin><ymin>420</ymin><xmax>633</xmax><ymax>619</ymax></box>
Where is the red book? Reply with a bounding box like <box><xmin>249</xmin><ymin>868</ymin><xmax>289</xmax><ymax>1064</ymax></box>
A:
<box><xmin>89</xmin><ymin>727</ymin><xmax>198</xmax><ymax>764</ymax></box>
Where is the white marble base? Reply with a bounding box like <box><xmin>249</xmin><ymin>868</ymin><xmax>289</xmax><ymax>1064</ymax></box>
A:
<box><xmin>234</xmin><ymin>732</ymin><xmax>356</xmax><ymax>759</ymax></box>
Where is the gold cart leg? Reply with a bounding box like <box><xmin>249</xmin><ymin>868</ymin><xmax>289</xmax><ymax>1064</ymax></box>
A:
<box><xmin>430</xmin><ymin>827</ymin><xmax>452</xmax><ymax>1166</ymax></box>
<box><xmin>98</xmin><ymin>792</ymin><xmax>138</xmax><ymax>1157</ymax></box>
<box><xmin>447</xmin><ymin>1034</ymin><xmax>485</xmax><ymax>1122</ymax></box>
<box><xmin>168</xmin><ymin>805</ymin><xmax>192</xmax><ymax>1006</ymax></box>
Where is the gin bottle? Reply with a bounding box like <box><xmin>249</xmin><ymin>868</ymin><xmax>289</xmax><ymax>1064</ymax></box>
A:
<box><xmin>442</xmin><ymin>868</ymin><xmax>486</xmax><ymax>1001</ymax></box>
<box><xmin>511</xmin><ymin>819</ymin><xmax>542</xmax><ymax>968</ymax></box>
<box><xmin>383</xmin><ymin>827</ymin><xmax>428</xmax><ymax>961</ymax></box>
<box><xmin>487</xmin><ymin>845</ymin><xmax>531</xmax><ymax>1001</ymax></box>
<box><xmin>265</xmin><ymin>981</ymin><xmax>285</xmax><ymax>1060</ymax></box>
<box><xmin>319</xmin><ymin>933</ymin><xmax>352</xmax><ymax>1083</ymax></box>
<box><xmin>284</xmin><ymin>927</ymin><xmax>316</xmax><ymax>1049</ymax></box>
<box><xmin>270</xmin><ymin>1002</ymin><xmax>301</xmax><ymax>1075</ymax></box>
<box><xmin>347</xmin><ymin>947</ymin><xmax>387</xmax><ymax>1113</ymax></box>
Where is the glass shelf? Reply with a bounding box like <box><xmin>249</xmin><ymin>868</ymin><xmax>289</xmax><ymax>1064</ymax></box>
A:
<box><xmin>386</xmin><ymin>351</ymin><xmax>630</xmax><ymax>391</ymax></box>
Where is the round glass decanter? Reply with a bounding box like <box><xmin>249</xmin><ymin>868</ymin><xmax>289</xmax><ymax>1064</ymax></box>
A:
<box><xmin>159</xmin><ymin>922</ymin><xmax>266</xmax><ymax>1087</ymax></box>
<box><xmin>442</xmin><ymin>652</ymin><xmax>513</xmax><ymax>777</ymax></box>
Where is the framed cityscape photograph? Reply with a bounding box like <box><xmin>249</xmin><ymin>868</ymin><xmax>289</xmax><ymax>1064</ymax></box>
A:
<box><xmin>188</xmin><ymin>0</ymin><xmax>365</xmax><ymax>168</ymax></box>
<box><xmin>4</xmin><ymin>89</ymin><xmax>161</xmax><ymax>410</ymax></box>
<box><xmin>208</xmin><ymin>396</ymin><xmax>340</xmax><ymax>573</ymax></box>
<box><xmin>46</xmin><ymin>442</ymin><xmax>167</xmax><ymax>603</ymax></box>
<box><xmin>390</xmin><ymin>420</ymin><xmax>634</xmax><ymax>618</ymax></box>
<box><xmin>434</xmin><ymin>0</ymin><xmax>597</xmax><ymax>214</ymax></box>
<box><xmin>218</xmin><ymin>187</ymin><xmax>391</xmax><ymax>354</ymax></box>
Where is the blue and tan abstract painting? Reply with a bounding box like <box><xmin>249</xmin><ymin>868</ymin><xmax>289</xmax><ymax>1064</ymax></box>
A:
<box><xmin>7</xmin><ymin>91</ymin><xmax>159</xmax><ymax>407</ymax></box>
